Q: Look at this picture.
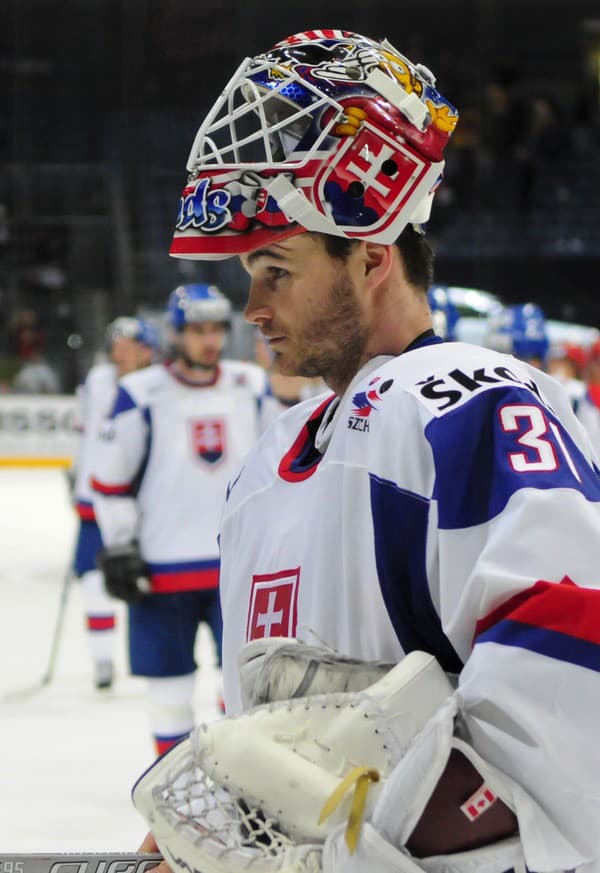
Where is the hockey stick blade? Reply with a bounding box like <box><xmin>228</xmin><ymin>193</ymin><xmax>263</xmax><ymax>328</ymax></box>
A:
<box><xmin>0</xmin><ymin>854</ymin><xmax>164</xmax><ymax>873</ymax></box>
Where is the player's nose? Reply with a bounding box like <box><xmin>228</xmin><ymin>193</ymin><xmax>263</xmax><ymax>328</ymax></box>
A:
<box><xmin>243</xmin><ymin>283</ymin><xmax>272</xmax><ymax>327</ymax></box>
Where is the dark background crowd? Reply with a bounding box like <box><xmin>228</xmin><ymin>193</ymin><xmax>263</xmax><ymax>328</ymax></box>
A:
<box><xmin>0</xmin><ymin>0</ymin><xmax>599</xmax><ymax>392</ymax></box>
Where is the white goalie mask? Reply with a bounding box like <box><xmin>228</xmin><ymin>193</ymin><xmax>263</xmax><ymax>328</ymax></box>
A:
<box><xmin>170</xmin><ymin>28</ymin><xmax>459</xmax><ymax>260</ymax></box>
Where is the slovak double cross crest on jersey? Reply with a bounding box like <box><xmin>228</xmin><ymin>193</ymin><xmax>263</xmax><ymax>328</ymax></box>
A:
<box><xmin>246</xmin><ymin>568</ymin><xmax>300</xmax><ymax>641</ymax></box>
<box><xmin>191</xmin><ymin>418</ymin><xmax>226</xmax><ymax>466</ymax></box>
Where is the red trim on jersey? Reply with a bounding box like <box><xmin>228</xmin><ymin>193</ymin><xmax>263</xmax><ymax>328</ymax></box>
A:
<box><xmin>76</xmin><ymin>501</ymin><xmax>96</xmax><ymax>521</ymax></box>
<box><xmin>587</xmin><ymin>385</ymin><xmax>600</xmax><ymax>410</ymax></box>
<box><xmin>155</xmin><ymin>735</ymin><xmax>188</xmax><ymax>757</ymax></box>
<box><xmin>151</xmin><ymin>567</ymin><xmax>219</xmax><ymax>593</ymax></box>
<box><xmin>87</xmin><ymin>615</ymin><xmax>116</xmax><ymax>632</ymax></box>
<box><xmin>474</xmin><ymin>576</ymin><xmax>600</xmax><ymax>645</ymax></box>
<box><xmin>91</xmin><ymin>476</ymin><xmax>132</xmax><ymax>496</ymax></box>
<box><xmin>278</xmin><ymin>395</ymin><xmax>336</xmax><ymax>482</ymax></box>
<box><xmin>165</xmin><ymin>361</ymin><xmax>221</xmax><ymax>388</ymax></box>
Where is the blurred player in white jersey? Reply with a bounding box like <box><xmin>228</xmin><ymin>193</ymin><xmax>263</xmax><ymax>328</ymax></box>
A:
<box><xmin>92</xmin><ymin>284</ymin><xmax>275</xmax><ymax>756</ymax></box>
<box><xmin>71</xmin><ymin>316</ymin><xmax>158</xmax><ymax>689</ymax></box>
<box><xmin>135</xmin><ymin>28</ymin><xmax>600</xmax><ymax>873</ymax></box>
<box><xmin>485</xmin><ymin>303</ymin><xmax>589</xmax><ymax>416</ymax></box>
<box><xmin>575</xmin><ymin>340</ymin><xmax>600</xmax><ymax>456</ymax></box>
<box><xmin>547</xmin><ymin>342</ymin><xmax>587</xmax><ymax>409</ymax></box>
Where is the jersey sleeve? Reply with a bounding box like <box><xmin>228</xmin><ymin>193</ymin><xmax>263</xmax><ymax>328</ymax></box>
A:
<box><xmin>69</xmin><ymin>380</ymin><xmax>87</xmax><ymax>483</ymax></box>
<box><xmin>426</xmin><ymin>384</ymin><xmax>600</xmax><ymax>869</ymax></box>
<box><xmin>91</xmin><ymin>383</ymin><xmax>150</xmax><ymax>547</ymax></box>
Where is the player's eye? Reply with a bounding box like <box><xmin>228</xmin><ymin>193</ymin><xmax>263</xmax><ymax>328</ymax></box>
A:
<box><xmin>267</xmin><ymin>266</ymin><xmax>289</xmax><ymax>281</ymax></box>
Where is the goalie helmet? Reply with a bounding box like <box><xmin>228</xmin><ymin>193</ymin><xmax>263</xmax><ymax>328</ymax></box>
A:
<box><xmin>484</xmin><ymin>303</ymin><xmax>550</xmax><ymax>362</ymax></box>
<box><xmin>167</xmin><ymin>283</ymin><xmax>232</xmax><ymax>331</ymax></box>
<box><xmin>170</xmin><ymin>28</ymin><xmax>459</xmax><ymax>260</ymax></box>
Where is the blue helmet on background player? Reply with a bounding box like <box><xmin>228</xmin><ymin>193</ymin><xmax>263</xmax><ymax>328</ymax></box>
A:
<box><xmin>484</xmin><ymin>303</ymin><xmax>550</xmax><ymax>365</ymax></box>
<box><xmin>105</xmin><ymin>316</ymin><xmax>161</xmax><ymax>352</ymax></box>
<box><xmin>105</xmin><ymin>316</ymin><xmax>160</xmax><ymax>377</ymax></box>
<box><xmin>428</xmin><ymin>285</ymin><xmax>459</xmax><ymax>340</ymax></box>
<box><xmin>167</xmin><ymin>283</ymin><xmax>232</xmax><ymax>331</ymax></box>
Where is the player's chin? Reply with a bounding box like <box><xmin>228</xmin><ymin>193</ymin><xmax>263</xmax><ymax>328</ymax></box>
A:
<box><xmin>198</xmin><ymin>354</ymin><xmax>220</xmax><ymax>368</ymax></box>
<box><xmin>272</xmin><ymin>354</ymin><xmax>301</xmax><ymax>378</ymax></box>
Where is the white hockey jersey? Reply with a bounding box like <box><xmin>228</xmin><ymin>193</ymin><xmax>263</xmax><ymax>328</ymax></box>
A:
<box><xmin>72</xmin><ymin>361</ymin><xmax>118</xmax><ymax>521</ymax></box>
<box><xmin>92</xmin><ymin>360</ymin><xmax>274</xmax><ymax>593</ymax></box>
<box><xmin>219</xmin><ymin>336</ymin><xmax>600</xmax><ymax>872</ymax></box>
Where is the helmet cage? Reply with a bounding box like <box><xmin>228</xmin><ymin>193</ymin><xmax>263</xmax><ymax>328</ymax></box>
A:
<box><xmin>185</xmin><ymin>56</ymin><xmax>334</xmax><ymax>170</ymax></box>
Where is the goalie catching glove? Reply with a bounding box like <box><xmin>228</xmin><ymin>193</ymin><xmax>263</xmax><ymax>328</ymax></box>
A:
<box><xmin>97</xmin><ymin>541</ymin><xmax>151</xmax><ymax>603</ymax></box>
<box><xmin>132</xmin><ymin>649</ymin><xmax>523</xmax><ymax>873</ymax></box>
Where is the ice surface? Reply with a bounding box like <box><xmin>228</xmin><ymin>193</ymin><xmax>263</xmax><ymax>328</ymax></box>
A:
<box><xmin>0</xmin><ymin>468</ymin><xmax>222</xmax><ymax>851</ymax></box>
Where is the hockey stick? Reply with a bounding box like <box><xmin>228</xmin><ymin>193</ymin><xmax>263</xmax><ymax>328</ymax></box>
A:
<box><xmin>0</xmin><ymin>855</ymin><xmax>163</xmax><ymax>873</ymax></box>
<box><xmin>2</xmin><ymin>562</ymin><xmax>74</xmax><ymax>702</ymax></box>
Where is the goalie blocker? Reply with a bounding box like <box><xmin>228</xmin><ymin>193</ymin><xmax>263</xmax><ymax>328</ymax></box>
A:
<box><xmin>132</xmin><ymin>647</ymin><xmax>521</xmax><ymax>873</ymax></box>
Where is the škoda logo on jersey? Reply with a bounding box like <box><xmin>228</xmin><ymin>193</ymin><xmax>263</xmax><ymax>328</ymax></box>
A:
<box><xmin>348</xmin><ymin>376</ymin><xmax>394</xmax><ymax>432</ymax></box>
<box><xmin>414</xmin><ymin>364</ymin><xmax>548</xmax><ymax>414</ymax></box>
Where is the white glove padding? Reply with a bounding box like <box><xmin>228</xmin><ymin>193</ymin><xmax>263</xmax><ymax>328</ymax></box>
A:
<box><xmin>237</xmin><ymin>636</ymin><xmax>397</xmax><ymax>710</ymax></box>
<box><xmin>132</xmin><ymin>650</ymin><xmax>454</xmax><ymax>873</ymax></box>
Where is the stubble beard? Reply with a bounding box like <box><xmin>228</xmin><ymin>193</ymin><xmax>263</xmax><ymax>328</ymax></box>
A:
<box><xmin>275</xmin><ymin>271</ymin><xmax>367</xmax><ymax>391</ymax></box>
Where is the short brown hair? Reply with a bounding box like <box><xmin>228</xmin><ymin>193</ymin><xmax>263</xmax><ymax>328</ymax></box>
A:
<box><xmin>318</xmin><ymin>226</ymin><xmax>434</xmax><ymax>292</ymax></box>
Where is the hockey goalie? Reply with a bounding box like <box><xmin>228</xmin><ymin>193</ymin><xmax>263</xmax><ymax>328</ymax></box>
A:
<box><xmin>133</xmin><ymin>641</ymin><xmax>524</xmax><ymax>873</ymax></box>
<box><xmin>131</xmin><ymin>23</ymin><xmax>600</xmax><ymax>873</ymax></box>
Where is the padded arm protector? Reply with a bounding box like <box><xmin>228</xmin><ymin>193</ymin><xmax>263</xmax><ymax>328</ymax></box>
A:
<box><xmin>237</xmin><ymin>637</ymin><xmax>398</xmax><ymax>709</ymax></box>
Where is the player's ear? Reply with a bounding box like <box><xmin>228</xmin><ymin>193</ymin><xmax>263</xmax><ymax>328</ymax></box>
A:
<box><xmin>362</xmin><ymin>242</ymin><xmax>394</xmax><ymax>285</ymax></box>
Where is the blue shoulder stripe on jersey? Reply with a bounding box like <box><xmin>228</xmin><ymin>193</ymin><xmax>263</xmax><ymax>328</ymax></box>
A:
<box><xmin>425</xmin><ymin>386</ymin><xmax>600</xmax><ymax>530</ymax></box>
<box><xmin>476</xmin><ymin>620</ymin><xmax>600</xmax><ymax>673</ymax></box>
<box><xmin>129</xmin><ymin>406</ymin><xmax>152</xmax><ymax>497</ymax></box>
<box><xmin>110</xmin><ymin>385</ymin><xmax>137</xmax><ymax>418</ymax></box>
<box><xmin>369</xmin><ymin>473</ymin><xmax>463</xmax><ymax>673</ymax></box>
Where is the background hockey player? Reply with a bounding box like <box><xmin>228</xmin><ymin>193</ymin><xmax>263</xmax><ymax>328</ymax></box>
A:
<box><xmin>482</xmin><ymin>301</ymin><xmax>550</xmax><ymax>369</ymax></box>
<box><xmin>575</xmin><ymin>339</ymin><xmax>600</xmax><ymax>456</ymax></box>
<box><xmin>427</xmin><ymin>284</ymin><xmax>460</xmax><ymax>340</ymax></box>
<box><xmin>91</xmin><ymin>283</ymin><xmax>275</xmax><ymax>755</ymax></box>
<box><xmin>136</xmin><ymin>28</ymin><xmax>600</xmax><ymax>873</ymax></box>
<box><xmin>484</xmin><ymin>302</ymin><xmax>589</xmax><ymax>415</ymax></box>
<box><xmin>71</xmin><ymin>315</ymin><xmax>158</xmax><ymax>690</ymax></box>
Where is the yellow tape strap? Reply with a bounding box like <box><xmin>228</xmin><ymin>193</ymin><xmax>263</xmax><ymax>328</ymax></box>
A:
<box><xmin>318</xmin><ymin>766</ymin><xmax>380</xmax><ymax>853</ymax></box>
